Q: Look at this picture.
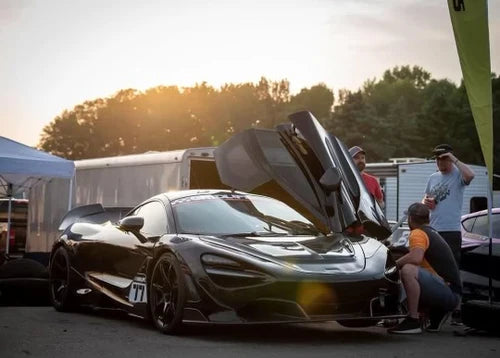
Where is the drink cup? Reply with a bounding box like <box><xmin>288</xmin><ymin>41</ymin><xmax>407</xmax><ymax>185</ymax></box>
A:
<box><xmin>424</xmin><ymin>195</ymin><xmax>436</xmax><ymax>210</ymax></box>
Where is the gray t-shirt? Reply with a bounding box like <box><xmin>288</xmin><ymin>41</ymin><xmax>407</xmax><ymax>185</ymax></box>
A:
<box><xmin>424</xmin><ymin>167</ymin><xmax>468</xmax><ymax>231</ymax></box>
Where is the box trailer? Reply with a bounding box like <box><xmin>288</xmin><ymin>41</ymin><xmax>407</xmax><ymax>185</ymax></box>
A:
<box><xmin>26</xmin><ymin>147</ymin><xmax>224</xmax><ymax>254</ymax></box>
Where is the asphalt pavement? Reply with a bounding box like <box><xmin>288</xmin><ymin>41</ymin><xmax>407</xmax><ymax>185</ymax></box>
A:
<box><xmin>0</xmin><ymin>307</ymin><xmax>499</xmax><ymax>358</ymax></box>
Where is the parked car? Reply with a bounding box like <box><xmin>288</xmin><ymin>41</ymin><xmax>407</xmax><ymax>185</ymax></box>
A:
<box><xmin>460</xmin><ymin>208</ymin><xmax>500</xmax><ymax>301</ymax></box>
<box><xmin>49</xmin><ymin>112</ymin><xmax>402</xmax><ymax>334</ymax></box>
<box><xmin>461</xmin><ymin>208</ymin><xmax>500</xmax><ymax>249</ymax></box>
<box><xmin>0</xmin><ymin>198</ymin><xmax>28</xmax><ymax>259</ymax></box>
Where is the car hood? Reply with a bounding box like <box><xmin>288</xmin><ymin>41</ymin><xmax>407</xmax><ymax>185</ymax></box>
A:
<box><xmin>200</xmin><ymin>233</ymin><xmax>372</xmax><ymax>274</ymax></box>
<box><xmin>214</xmin><ymin>111</ymin><xmax>390</xmax><ymax>239</ymax></box>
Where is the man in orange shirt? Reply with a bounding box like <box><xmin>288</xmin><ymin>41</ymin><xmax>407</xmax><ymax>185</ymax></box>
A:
<box><xmin>388</xmin><ymin>203</ymin><xmax>462</xmax><ymax>334</ymax></box>
<box><xmin>349</xmin><ymin>146</ymin><xmax>384</xmax><ymax>208</ymax></box>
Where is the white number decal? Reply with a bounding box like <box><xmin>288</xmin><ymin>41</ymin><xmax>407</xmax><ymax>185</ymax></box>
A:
<box><xmin>129</xmin><ymin>282</ymin><xmax>147</xmax><ymax>303</ymax></box>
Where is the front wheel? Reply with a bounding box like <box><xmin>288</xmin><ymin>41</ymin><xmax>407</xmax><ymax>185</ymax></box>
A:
<box><xmin>49</xmin><ymin>247</ymin><xmax>74</xmax><ymax>311</ymax></box>
<box><xmin>149</xmin><ymin>252</ymin><xmax>186</xmax><ymax>334</ymax></box>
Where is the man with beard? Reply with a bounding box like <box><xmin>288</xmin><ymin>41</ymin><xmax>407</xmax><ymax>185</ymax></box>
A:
<box><xmin>349</xmin><ymin>146</ymin><xmax>384</xmax><ymax>208</ymax></box>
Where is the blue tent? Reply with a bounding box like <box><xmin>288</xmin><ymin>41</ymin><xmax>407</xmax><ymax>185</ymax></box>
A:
<box><xmin>0</xmin><ymin>136</ymin><xmax>75</xmax><ymax>255</ymax></box>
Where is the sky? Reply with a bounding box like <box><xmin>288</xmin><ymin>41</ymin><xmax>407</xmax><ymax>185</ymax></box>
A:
<box><xmin>1</xmin><ymin>0</ymin><xmax>499</xmax><ymax>147</ymax></box>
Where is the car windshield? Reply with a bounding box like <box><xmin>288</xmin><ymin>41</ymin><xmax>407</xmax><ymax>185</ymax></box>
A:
<box><xmin>171</xmin><ymin>193</ymin><xmax>321</xmax><ymax>236</ymax></box>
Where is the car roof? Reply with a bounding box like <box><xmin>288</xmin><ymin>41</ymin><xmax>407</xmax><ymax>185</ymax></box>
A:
<box><xmin>461</xmin><ymin>208</ymin><xmax>500</xmax><ymax>220</ymax></box>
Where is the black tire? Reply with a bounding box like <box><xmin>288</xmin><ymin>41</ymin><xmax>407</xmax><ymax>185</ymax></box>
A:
<box><xmin>337</xmin><ymin>319</ymin><xmax>379</xmax><ymax>328</ymax></box>
<box><xmin>49</xmin><ymin>247</ymin><xmax>74</xmax><ymax>312</ymax></box>
<box><xmin>0</xmin><ymin>258</ymin><xmax>49</xmax><ymax>306</ymax></box>
<box><xmin>149</xmin><ymin>252</ymin><xmax>186</xmax><ymax>334</ymax></box>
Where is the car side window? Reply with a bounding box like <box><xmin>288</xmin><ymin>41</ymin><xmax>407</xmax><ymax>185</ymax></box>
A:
<box><xmin>462</xmin><ymin>217</ymin><xmax>475</xmax><ymax>233</ymax></box>
<box><xmin>136</xmin><ymin>201</ymin><xmax>168</xmax><ymax>237</ymax></box>
<box><xmin>472</xmin><ymin>213</ymin><xmax>500</xmax><ymax>237</ymax></box>
<box><xmin>471</xmin><ymin>215</ymin><xmax>489</xmax><ymax>237</ymax></box>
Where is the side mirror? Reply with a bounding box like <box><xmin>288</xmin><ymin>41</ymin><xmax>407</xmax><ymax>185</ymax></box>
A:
<box><xmin>119</xmin><ymin>216</ymin><xmax>144</xmax><ymax>232</ymax></box>
<box><xmin>319</xmin><ymin>167</ymin><xmax>342</xmax><ymax>193</ymax></box>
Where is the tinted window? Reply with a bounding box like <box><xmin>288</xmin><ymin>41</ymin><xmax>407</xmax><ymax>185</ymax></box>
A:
<box><xmin>462</xmin><ymin>217</ymin><xmax>475</xmax><ymax>233</ymax></box>
<box><xmin>172</xmin><ymin>194</ymin><xmax>319</xmax><ymax>236</ymax></box>
<box><xmin>471</xmin><ymin>213</ymin><xmax>500</xmax><ymax>237</ymax></box>
<box><xmin>136</xmin><ymin>201</ymin><xmax>167</xmax><ymax>237</ymax></box>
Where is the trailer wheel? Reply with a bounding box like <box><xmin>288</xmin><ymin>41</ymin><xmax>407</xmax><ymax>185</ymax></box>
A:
<box><xmin>49</xmin><ymin>247</ymin><xmax>75</xmax><ymax>311</ymax></box>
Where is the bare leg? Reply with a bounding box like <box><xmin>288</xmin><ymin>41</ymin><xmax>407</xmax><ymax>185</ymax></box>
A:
<box><xmin>400</xmin><ymin>264</ymin><xmax>420</xmax><ymax>319</ymax></box>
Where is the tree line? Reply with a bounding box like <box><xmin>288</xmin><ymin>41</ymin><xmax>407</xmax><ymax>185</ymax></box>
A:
<box><xmin>39</xmin><ymin>65</ymin><xmax>499</xmax><ymax>184</ymax></box>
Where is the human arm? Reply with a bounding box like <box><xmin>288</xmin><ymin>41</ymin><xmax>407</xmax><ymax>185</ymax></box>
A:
<box><xmin>396</xmin><ymin>247</ymin><xmax>424</xmax><ymax>269</ymax></box>
<box><xmin>440</xmin><ymin>152</ymin><xmax>475</xmax><ymax>184</ymax></box>
<box><xmin>396</xmin><ymin>229</ymin><xmax>428</xmax><ymax>268</ymax></box>
<box><xmin>422</xmin><ymin>180</ymin><xmax>435</xmax><ymax>209</ymax></box>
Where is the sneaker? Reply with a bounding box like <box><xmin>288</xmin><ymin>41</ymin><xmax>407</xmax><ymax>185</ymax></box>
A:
<box><xmin>450</xmin><ymin>310</ymin><xmax>463</xmax><ymax>326</ymax></box>
<box><xmin>427</xmin><ymin>310</ymin><xmax>451</xmax><ymax>332</ymax></box>
<box><xmin>388</xmin><ymin>317</ymin><xmax>422</xmax><ymax>334</ymax></box>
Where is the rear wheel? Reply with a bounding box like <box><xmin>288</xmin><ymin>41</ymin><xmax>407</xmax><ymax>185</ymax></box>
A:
<box><xmin>149</xmin><ymin>252</ymin><xmax>186</xmax><ymax>334</ymax></box>
<box><xmin>49</xmin><ymin>247</ymin><xmax>74</xmax><ymax>311</ymax></box>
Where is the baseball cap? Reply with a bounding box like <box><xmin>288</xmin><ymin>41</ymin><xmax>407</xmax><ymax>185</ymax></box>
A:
<box><xmin>404</xmin><ymin>202</ymin><xmax>430</xmax><ymax>219</ymax></box>
<box><xmin>349</xmin><ymin>146</ymin><xmax>365</xmax><ymax>158</ymax></box>
<box><xmin>431</xmin><ymin>144</ymin><xmax>453</xmax><ymax>159</ymax></box>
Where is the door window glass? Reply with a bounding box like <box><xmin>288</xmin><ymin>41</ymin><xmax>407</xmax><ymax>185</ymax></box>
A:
<box><xmin>461</xmin><ymin>217</ymin><xmax>475</xmax><ymax>233</ymax></box>
<box><xmin>472</xmin><ymin>214</ymin><xmax>500</xmax><ymax>237</ymax></box>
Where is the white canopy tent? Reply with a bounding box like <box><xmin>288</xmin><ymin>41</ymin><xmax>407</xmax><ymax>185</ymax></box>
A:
<box><xmin>0</xmin><ymin>136</ymin><xmax>75</xmax><ymax>256</ymax></box>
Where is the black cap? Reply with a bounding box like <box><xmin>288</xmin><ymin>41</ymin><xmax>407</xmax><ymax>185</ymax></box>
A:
<box><xmin>432</xmin><ymin>144</ymin><xmax>453</xmax><ymax>159</ymax></box>
<box><xmin>404</xmin><ymin>202</ymin><xmax>430</xmax><ymax>219</ymax></box>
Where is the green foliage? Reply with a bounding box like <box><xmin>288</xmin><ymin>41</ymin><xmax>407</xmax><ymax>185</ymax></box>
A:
<box><xmin>39</xmin><ymin>67</ymin><xmax>498</xmax><ymax>188</ymax></box>
<box><xmin>327</xmin><ymin>66</ymin><xmax>496</xmax><ymax>170</ymax></box>
<box><xmin>39</xmin><ymin>77</ymin><xmax>327</xmax><ymax>159</ymax></box>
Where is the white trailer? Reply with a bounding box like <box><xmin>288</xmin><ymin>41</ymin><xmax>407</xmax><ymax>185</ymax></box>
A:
<box><xmin>26</xmin><ymin>147</ymin><xmax>223</xmax><ymax>253</ymax></box>
<box><xmin>366</xmin><ymin>160</ymin><xmax>499</xmax><ymax>222</ymax></box>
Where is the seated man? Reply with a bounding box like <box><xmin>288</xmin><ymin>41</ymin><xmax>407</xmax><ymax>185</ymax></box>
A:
<box><xmin>388</xmin><ymin>203</ymin><xmax>462</xmax><ymax>334</ymax></box>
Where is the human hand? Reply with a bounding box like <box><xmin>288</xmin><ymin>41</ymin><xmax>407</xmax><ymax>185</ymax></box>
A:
<box><xmin>437</xmin><ymin>152</ymin><xmax>458</xmax><ymax>164</ymax></box>
<box><xmin>423</xmin><ymin>194</ymin><xmax>436</xmax><ymax>210</ymax></box>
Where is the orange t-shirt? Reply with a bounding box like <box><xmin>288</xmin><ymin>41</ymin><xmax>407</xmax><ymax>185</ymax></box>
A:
<box><xmin>408</xmin><ymin>228</ymin><xmax>438</xmax><ymax>276</ymax></box>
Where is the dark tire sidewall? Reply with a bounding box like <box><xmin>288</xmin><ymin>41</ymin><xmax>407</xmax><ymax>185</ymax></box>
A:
<box><xmin>149</xmin><ymin>252</ymin><xmax>186</xmax><ymax>334</ymax></box>
<box><xmin>49</xmin><ymin>247</ymin><xmax>73</xmax><ymax>311</ymax></box>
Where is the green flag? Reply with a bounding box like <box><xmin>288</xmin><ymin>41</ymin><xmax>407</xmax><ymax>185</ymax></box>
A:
<box><xmin>447</xmin><ymin>0</ymin><xmax>493</xmax><ymax>184</ymax></box>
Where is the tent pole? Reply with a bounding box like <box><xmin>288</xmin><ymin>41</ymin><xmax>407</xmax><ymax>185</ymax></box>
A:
<box><xmin>487</xmin><ymin>184</ymin><xmax>493</xmax><ymax>304</ymax></box>
<box><xmin>5</xmin><ymin>184</ymin><xmax>13</xmax><ymax>258</ymax></box>
<box><xmin>68</xmin><ymin>176</ymin><xmax>73</xmax><ymax>211</ymax></box>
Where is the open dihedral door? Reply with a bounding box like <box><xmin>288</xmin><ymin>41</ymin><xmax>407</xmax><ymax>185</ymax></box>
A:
<box><xmin>214</xmin><ymin>111</ymin><xmax>391</xmax><ymax>240</ymax></box>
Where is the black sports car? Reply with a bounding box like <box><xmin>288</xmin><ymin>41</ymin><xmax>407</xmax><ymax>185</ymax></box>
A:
<box><xmin>49</xmin><ymin>111</ymin><xmax>403</xmax><ymax>333</ymax></box>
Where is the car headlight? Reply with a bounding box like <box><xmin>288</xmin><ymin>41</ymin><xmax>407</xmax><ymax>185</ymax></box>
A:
<box><xmin>201</xmin><ymin>254</ymin><xmax>242</xmax><ymax>268</ymax></box>
<box><xmin>201</xmin><ymin>254</ymin><xmax>273</xmax><ymax>288</ymax></box>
